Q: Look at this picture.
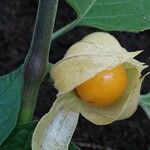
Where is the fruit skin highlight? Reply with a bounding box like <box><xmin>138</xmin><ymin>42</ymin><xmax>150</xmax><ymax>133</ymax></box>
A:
<box><xmin>76</xmin><ymin>65</ymin><xmax>128</xmax><ymax>107</ymax></box>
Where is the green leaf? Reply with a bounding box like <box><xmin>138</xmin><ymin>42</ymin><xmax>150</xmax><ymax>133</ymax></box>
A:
<box><xmin>0</xmin><ymin>66</ymin><xmax>23</xmax><ymax>145</ymax></box>
<box><xmin>66</xmin><ymin>0</ymin><xmax>150</xmax><ymax>32</ymax></box>
<box><xmin>140</xmin><ymin>93</ymin><xmax>150</xmax><ymax>119</ymax></box>
<box><xmin>0</xmin><ymin>121</ymin><xmax>37</xmax><ymax>150</ymax></box>
<box><xmin>69</xmin><ymin>142</ymin><xmax>80</xmax><ymax>150</ymax></box>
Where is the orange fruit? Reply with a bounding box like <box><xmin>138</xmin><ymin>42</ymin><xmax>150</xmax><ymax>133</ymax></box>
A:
<box><xmin>76</xmin><ymin>65</ymin><xmax>128</xmax><ymax>106</ymax></box>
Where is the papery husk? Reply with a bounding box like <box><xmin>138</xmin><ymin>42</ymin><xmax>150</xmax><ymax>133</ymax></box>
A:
<box><xmin>32</xmin><ymin>68</ymin><xmax>145</xmax><ymax>150</ymax></box>
<box><xmin>32</xmin><ymin>93</ymin><xmax>79</xmax><ymax>150</ymax></box>
<box><xmin>50</xmin><ymin>32</ymin><xmax>146</xmax><ymax>125</ymax></box>
<box><xmin>32</xmin><ymin>69</ymin><xmax>144</xmax><ymax>149</ymax></box>
<box><xmin>32</xmin><ymin>32</ymin><xmax>147</xmax><ymax>150</ymax></box>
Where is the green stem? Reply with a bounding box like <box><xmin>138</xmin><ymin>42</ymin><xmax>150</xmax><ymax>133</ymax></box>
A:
<box><xmin>18</xmin><ymin>0</ymin><xmax>58</xmax><ymax>124</ymax></box>
<box><xmin>52</xmin><ymin>19</ymin><xmax>79</xmax><ymax>40</ymax></box>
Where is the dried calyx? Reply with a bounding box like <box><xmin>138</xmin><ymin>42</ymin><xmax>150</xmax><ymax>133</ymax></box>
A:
<box><xmin>32</xmin><ymin>32</ymin><xmax>147</xmax><ymax>150</ymax></box>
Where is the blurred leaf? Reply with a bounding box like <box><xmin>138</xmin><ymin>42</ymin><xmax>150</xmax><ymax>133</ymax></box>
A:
<box><xmin>0</xmin><ymin>66</ymin><xmax>23</xmax><ymax>145</ymax></box>
<box><xmin>66</xmin><ymin>0</ymin><xmax>150</xmax><ymax>32</ymax></box>
<box><xmin>69</xmin><ymin>142</ymin><xmax>80</xmax><ymax>150</ymax></box>
<box><xmin>0</xmin><ymin>121</ymin><xmax>37</xmax><ymax>150</ymax></box>
<box><xmin>140</xmin><ymin>93</ymin><xmax>150</xmax><ymax>118</ymax></box>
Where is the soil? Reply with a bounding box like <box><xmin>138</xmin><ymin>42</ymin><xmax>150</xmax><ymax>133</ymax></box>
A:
<box><xmin>0</xmin><ymin>0</ymin><xmax>150</xmax><ymax>150</ymax></box>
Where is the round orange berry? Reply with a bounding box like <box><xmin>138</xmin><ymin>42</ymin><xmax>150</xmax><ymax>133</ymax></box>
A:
<box><xmin>76</xmin><ymin>65</ymin><xmax>128</xmax><ymax>106</ymax></box>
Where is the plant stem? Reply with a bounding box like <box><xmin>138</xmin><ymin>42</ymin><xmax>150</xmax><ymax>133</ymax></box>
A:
<box><xmin>18</xmin><ymin>0</ymin><xmax>58</xmax><ymax>124</ymax></box>
<box><xmin>52</xmin><ymin>19</ymin><xmax>79</xmax><ymax>40</ymax></box>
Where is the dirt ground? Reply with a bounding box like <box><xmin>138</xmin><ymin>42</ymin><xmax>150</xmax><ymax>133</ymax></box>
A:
<box><xmin>0</xmin><ymin>0</ymin><xmax>150</xmax><ymax>150</ymax></box>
